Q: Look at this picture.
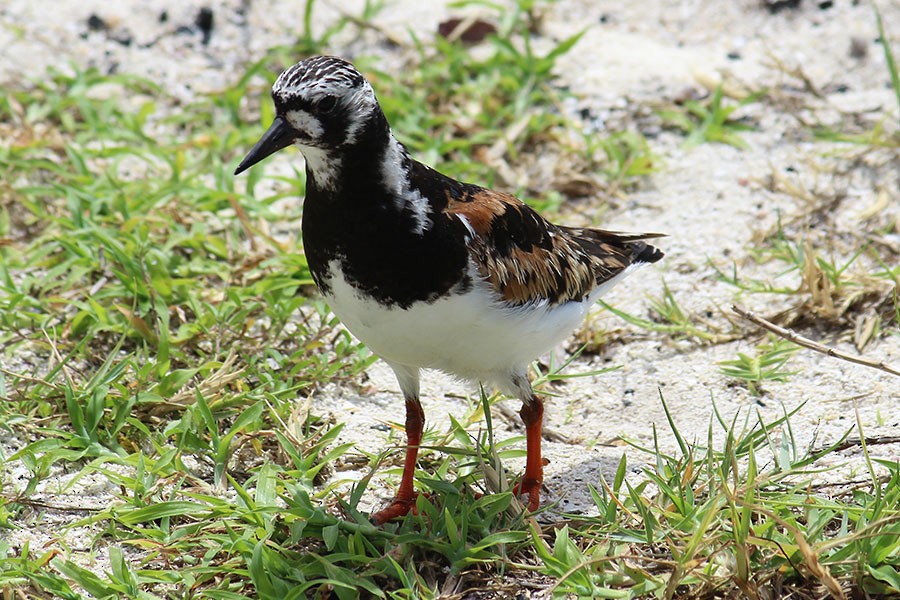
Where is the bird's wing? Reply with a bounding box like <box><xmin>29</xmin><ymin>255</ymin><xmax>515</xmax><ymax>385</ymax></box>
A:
<box><xmin>442</xmin><ymin>187</ymin><xmax>663</xmax><ymax>306</ymax></box>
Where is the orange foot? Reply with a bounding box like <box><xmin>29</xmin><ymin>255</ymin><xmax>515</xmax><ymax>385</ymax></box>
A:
<box><xmin>370</xmin><ymin>494</ymin><xmax>422</xmax><ymax>525</ymax></box>
<box><xmin>512</xmin><ymin>477</ymin><xmax>542</xmax><ymax>512</ymax></box>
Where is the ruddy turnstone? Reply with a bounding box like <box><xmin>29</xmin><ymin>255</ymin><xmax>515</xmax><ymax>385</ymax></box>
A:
<box><xmin>235</xmin><ymin>55</ymin><xmax>663</xmax><ymax>524</ymax></box>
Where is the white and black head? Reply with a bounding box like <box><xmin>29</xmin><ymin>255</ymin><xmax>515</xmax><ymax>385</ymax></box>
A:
<box><xmin>234</xmin><ymin>56</ymin><xmax>385</xmax><ymax>175</ymax></box>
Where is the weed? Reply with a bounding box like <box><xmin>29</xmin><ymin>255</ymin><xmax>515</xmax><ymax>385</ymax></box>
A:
<box><xmin>811</xmin><ymin>7</ymin><xmax>899</xmax><ymax>146</ymax></box>
<box><xmin>296</xmin><ymin>0</ymin><xmax>387</xmax><ymax>55</ymax></box>
<box><xmin>540</xmin><ymin>394</ymin><xmax>900</xmax><ymax>597</ymax></box>
<box><xmin>598</xmin><ymin>281</ymin><xmax>730</xmax><ymax>344</ymax></box>
<box><xmin>875</xmin><ymin>4</ymin><xmax>900</xmax><ymax>120</ymax></box>
<box><xmin>717</xmin><ymin>213</ymin><xmax>897</xmax><ymax>332</ymax></box>
<box><xmin>594</xmin><ymin>130</ymin><xmax>659</xmax><ymax>192</ymax></box>
<box><xmin>719</xmin><ymin>335</ymin><xmax>799</xmax><ymax>395</ymax></box>
<box><xmin>813</xmin><ymin>120</ymin><xmax>900</xmax><ymax>147</ymax></box>
<box><xmin>369</xmin><ymin>0</ymin><xmax>589</xmax><ymax>199</ymax></box>
<box><xmin>658</xmin><ymin>85</ymin><xmax>763</xmax><ymax>148</ymax></box>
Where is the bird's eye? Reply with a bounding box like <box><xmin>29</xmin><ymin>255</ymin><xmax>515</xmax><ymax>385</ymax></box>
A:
<box><xmin>318</xmin><ymin>96</ymin><xmax>338</xmax><ymax>114</ymax></box>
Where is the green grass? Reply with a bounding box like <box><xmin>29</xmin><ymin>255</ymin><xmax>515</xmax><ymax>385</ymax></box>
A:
<box><xmin>813</xmin><ymin>5</ymin><xmax>899</xmax><ymax>147</ymax></box>
<box><xmin>368</xmin><ymin>0</ymin><xmax>585</xmax><ymax>198</ymax></box>
<box><xmin>875</xmin><ymin>4</ymin><xmax>900</xmax><ymax>120</ymax></box>
<box><xmin>718</xmin><ymin>336</ymin><xmax>799</xmax><ymax>396</ymax></box>
<box><xmin>537</xmin><ymin>395</ymin><xmax>900</xmax><ymax>598</ymax></box>
<box><xmin>597</xmin><ymin>281</ymin><xmax>731</xmax><ymax>344</ymax></box>
<box><xmin>712</xmin><ymin>215</ymin><xmax>897</xmax><ymax>333</ymax></box>
<box><xmin>657</xmin><ymin>85</ymin><xmax>763</xmax><ymax>149</ymax></box>
<box><xmin>2</xmin><ymin>1</ymin><xmax>900</xmax><ymax>598</ymax></box>
<box><xmin>592</xmin><ymin>130</ymin><xmax>659</xmax><ymax>194</ymax></box>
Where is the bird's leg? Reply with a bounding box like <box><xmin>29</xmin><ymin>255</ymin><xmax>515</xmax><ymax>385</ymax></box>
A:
<box><xmin>513</xmin><ymin>394</ymin><xmax>544</xmax><ymax>512</ymax></box>
<box><xmin>370</xmin><ymin>395</ymin><xmax>425</xmax><ymax>524</ymax></box>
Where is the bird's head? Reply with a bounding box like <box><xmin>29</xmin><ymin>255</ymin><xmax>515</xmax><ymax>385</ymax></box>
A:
<box><xmin>235</xmin><ymin>56</ymin><xmax>383</xmax><ymax>175</ymax></box>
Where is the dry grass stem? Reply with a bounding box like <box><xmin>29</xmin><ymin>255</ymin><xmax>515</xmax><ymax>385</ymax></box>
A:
<box><xmin>732</xmin><ymin>304</ymin><xmax>900</xmax><ymax>377</ymax></box>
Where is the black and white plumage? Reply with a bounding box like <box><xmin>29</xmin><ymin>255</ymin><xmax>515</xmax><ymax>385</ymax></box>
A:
<box><xmin>235</xmin><ymin>55</ymin><xmax>663</xmax><ymax>523</ymax></box>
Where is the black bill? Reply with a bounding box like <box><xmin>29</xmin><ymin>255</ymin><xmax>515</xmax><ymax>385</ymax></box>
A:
<box><xmin>234</xmin><ymin>116</ymin><xmax>296</xmax><ymax>175</ymax></box>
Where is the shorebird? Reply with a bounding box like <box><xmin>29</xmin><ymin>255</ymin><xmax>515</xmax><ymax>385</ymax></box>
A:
<box><xmin>235</xmin><ymin>55</ymin><xmax>663</xmax><ymax>523</ymax></box>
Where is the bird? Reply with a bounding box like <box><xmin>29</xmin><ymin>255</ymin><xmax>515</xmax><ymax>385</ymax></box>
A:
<box><xmin>235</xmin><ymin>55</ymin><xmax>663</xmax><ymax>524</ymax></box>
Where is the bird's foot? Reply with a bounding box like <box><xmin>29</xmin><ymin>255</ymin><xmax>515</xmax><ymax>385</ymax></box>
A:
<box><xmin>370</xmin><ymin>494</ymin><xmax>423</xmax><ymax>525</ymax></box>
<box><xmin>512</xmin><ymin>477</ymin><xmax>542</xmax><ymax>512</ymax></box>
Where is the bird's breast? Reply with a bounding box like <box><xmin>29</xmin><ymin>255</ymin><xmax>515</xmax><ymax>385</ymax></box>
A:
<box><xmin>321</xmin><ymin>259</ymin><xmax>592</xmax><ymax>382</ymax></box>
<box><xmin>301</xmin><ymin>187</ymin><xmax>470</xmax><ymax>308</ymax></box>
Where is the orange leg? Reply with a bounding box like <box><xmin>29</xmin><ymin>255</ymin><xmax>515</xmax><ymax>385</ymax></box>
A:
<box><xmin>370</xmin><ymin>396</ymin><xmax>425</xmax><ymax>524</ymax></box>
<box><xmin>513</xmin><ymin>396</ymin><xmax>544</xmax><ymax>511</ymax></box>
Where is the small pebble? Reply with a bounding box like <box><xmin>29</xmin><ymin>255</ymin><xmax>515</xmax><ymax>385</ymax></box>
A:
<box><xmin>86</xmin><ymin>14</ymin><xmax>107</xmax><ymax>31</ymax></box>
<box><xmin>764</xmin><ymin>0</ymin><xmax>802</xmax><ymax>14</ymax></box>
<box><xmin>195</xmin><ymin>7</ymin><xmax>214</xmax><ymax>45</ymax></box>
<box><xmin>849</xmin><ymin>36</ymin><xmax>868</xmax><ymax>60</ymax></box>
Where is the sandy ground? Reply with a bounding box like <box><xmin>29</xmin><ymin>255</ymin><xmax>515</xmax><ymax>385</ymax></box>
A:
<box><xmin>2</xmin><ymin>0</ymin><xmax>899</xmax><ymax>579</ymax></box>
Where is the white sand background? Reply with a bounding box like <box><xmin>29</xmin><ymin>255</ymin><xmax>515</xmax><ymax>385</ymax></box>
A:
<box><xmin>2</xmin><ymin>0</ymin><xmax>899</xmax><ymax>581</ymax></box>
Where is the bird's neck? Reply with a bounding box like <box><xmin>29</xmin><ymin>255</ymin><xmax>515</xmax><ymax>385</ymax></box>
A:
<box><xmin>301</xmin><ymin>115</ymin><xmax>433</xmax><ymax>234</ymax></box>
<box><xmin>300</xmin><ymin>108</ymin><xmax>398</xmax><ymax>192</ymax></box>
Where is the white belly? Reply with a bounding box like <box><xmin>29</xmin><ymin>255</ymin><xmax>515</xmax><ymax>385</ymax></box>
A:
<box><xmin>323</xmin><ymin>261</ymin><xmax>595</xmax><ymax>386</ymax></box>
